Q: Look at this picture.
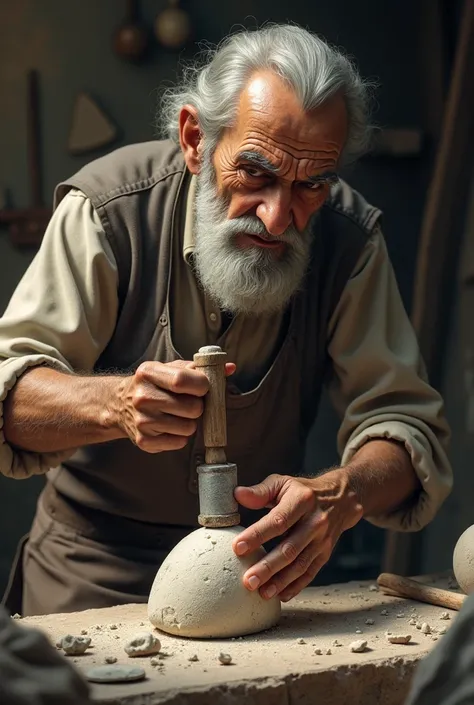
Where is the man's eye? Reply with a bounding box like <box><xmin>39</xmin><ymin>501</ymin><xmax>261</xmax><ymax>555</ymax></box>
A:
<box><xmin>241</xmin><ymin>166</ymin><xmax>265</xmax><ymax>178</ymax></box>
<box><xmin>302</xmin><ymin>181</ymin><xmax>324</xmax><ymax>190</ymax></box>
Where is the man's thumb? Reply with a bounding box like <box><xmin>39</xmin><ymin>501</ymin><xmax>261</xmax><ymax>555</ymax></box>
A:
<box><xmin>234</xmin><ymin>477</ymin><xmax>280</xmax><ymax>510</ymax></box>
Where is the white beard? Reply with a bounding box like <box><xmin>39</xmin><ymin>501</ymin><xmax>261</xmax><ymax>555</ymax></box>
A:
<box><xmin>193</xmin><ymin>154</ymin><xmax>314</xmax><ymax>316</ymax></box>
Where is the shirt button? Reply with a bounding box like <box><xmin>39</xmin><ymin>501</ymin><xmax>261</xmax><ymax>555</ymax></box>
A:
<box><xmin>209</xmin><ymin>312</ymin><xmax>218</xmax><ymax>323</ymax></box>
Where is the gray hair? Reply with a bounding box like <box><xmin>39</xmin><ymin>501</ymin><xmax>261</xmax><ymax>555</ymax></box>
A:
<box><xmin>158</xmin><ymin>24</ymin><xmax>375</xmax><ymax>163</ymax></box>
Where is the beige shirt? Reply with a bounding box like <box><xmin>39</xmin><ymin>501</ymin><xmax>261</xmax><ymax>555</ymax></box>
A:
<box><xmin>0</xmin><ymin>186</ymin><xmax>453</xmax><ymax>531</ymax></box>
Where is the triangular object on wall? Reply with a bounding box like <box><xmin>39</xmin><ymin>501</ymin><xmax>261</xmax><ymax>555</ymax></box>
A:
<box><xmin>68</xmin><ymin>92</ymin><xmax>118</xmax><ymax>155</ymax></box>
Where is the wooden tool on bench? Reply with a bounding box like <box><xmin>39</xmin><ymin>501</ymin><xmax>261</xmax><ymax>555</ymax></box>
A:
<box><xmin>377</xmin><ymin>572</ymin><xmax>466</xmax><ymax>611</ymax></box>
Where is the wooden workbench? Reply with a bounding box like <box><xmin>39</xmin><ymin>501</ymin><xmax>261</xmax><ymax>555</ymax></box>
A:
<box><xmin>21</xmin><ymin>574</ymin><xmax>460</xmax><ymax>705</ymax></box>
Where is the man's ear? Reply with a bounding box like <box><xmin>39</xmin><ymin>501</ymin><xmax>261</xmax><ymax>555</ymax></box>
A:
<box><xmin>178</xmin><ymin>105</ymin><xmax>202</xmax><ymax>174</ymax></box>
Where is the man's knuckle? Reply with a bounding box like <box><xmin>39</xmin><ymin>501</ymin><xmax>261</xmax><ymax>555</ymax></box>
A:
<box><xmin>132</xmin><ymin>387</ymin><xmax>149</xmax><ymax>410</ymax></box>
<box><xmin>135</xmin><ymin>413</ymin><xmax>149</xmax><ymax>431</ymax></box>
<box><xmin>136</xmin><ymin>361</ymin><xmax>153</xmax><ymax>380</ymax></box>
<box><xmin>251</xmin><ymin>526</ymin><xmax>266</xmax><ymax>546</ymax></box>
<box><xmin>267</xmin><ymin>473</ymin><xmax>283</xmax><ymax>483</ymax></box>
<box><xmin>170</xmin><ymin>369</ymin><xmax>187</xmax><ymax>391</ymax></box>
<box><xmin>258</xmin><ymin>558</ymin><xmax>273</xmax><ymax>579</ymax></box>
<box><xmin>300</xmin><ymin>487</ymin><xmax>314</xmax><ymax>504</ymax></box>
<box><xmin>281</xmin><ymin>541</ymin><xmax>299</xmax><ymax>562</ymax></box>
<box><xmin>273</xmin><ymin>511</ymin><xmax>289</xmax><ymax>532</ymax></box>
<box><xmin>295</xmin><ymin>551</ymin><xmax>311</xmax><ymax>573</ymax></box>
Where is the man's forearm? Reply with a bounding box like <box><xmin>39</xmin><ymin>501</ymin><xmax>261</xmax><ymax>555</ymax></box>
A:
<box><xmin>340</xmin><ymin>439</ymin><xmax>420</xmax><ymax>517</ymax></box>
<box><xmin>3</xmin><ymin>367</ymin><xmax>125</xmax><ymax>453</ymax></box>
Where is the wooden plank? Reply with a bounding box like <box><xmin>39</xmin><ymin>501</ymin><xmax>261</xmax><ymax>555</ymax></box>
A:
<box><xmin>411</xmin><ymin>0</ymin><xmax>474</xmax><ymax>375</ymax></box>
<box><xmin>383</xmin><ymin>0</ymin><xmax>474</xmax><ymax>577</ymax></box>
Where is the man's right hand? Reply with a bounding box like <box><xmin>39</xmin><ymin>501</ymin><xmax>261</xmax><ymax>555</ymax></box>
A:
<box><xmin>116</xmin><ymin>360</ymin><xmax>235</xmax><ymax>453</ymax></box>
<box><xmin>2</xmin><ymin>361</ymin><xmax>235</xmax><ymax>456</ymax></box>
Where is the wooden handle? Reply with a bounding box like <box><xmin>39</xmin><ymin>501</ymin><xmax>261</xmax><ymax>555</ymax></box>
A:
<box><xmin>377</xmin><ymin>572</ymin><xmax>466</xmax><ymax>611</ymax></box>
<box><xmin>193</xmin><ymin>346</ymin><xmax>227</xmax><ymax>465</ymax></box>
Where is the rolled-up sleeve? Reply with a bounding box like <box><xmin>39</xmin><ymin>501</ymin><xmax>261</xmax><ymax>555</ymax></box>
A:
<box><xmin>326</xmin><ymin>227</ymin><xmax>452</xmax><ymax>531</ymax></box>
<box><xmin>0</xmin><ymin>190</ymin><xmax>119</xmax><ymax>479</ymax></box>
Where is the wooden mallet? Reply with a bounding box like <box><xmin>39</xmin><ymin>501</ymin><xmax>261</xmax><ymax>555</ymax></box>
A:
<box><xmin>377</xmin><ymin>572</ymin><xmax>466</xmax><ymax>611</ymax></box>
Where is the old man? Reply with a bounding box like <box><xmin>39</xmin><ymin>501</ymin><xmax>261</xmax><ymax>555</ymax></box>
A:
<box><xmin>0</xmin><ymin>24</ymin><xmax>451</xmax><ymax>616</ymax></box>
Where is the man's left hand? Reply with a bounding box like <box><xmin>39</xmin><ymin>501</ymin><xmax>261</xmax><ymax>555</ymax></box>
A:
<box><xmin>232</xmin><ymin>470</ymin><xmax>363</xmax><ymax>602</ymax></box>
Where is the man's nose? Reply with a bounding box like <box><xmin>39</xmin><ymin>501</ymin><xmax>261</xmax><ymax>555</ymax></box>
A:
<box><xmin>255</xmin><ymin>187</ymin><xmax>293</xmax><ymax>236</ymax></box>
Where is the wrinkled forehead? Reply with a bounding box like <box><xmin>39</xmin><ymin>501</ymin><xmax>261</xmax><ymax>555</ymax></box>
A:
<box><xmin>224</xmin><ymin>72</ymin><xmax>348</xmax><ymax>175</ymax></box>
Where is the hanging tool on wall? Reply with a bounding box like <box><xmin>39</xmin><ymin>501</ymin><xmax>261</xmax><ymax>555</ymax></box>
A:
<box><xmin>0</xmin><ymin>70</ymin><xmax>51</xmax><ymax>248</ymax></box>
<box><xmin>154</xmin><ymin>0</ymin><xmax>192</xmax><ymax>50</ymax></box>
<box><xmin>113</xmin><ymin>0</ymin><xmax>150</xmax><ymax>63</ymax></box>
<box><xmin>68</xmin><ymin>93</ymin><xmax>119</xmax><ymax>156</ymax></box>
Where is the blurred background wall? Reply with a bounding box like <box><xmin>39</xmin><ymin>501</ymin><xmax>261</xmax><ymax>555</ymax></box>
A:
<box><xmin>0</xmin><ymin>0</ymin><xmax>471</xmax><ymax>595</ymax></box>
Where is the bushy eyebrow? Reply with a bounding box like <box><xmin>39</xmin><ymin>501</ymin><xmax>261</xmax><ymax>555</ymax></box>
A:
<box><xmin>236</xmin><ymin>151</ymin><xmax>279</xmax><ymax>173</ymax></box>
<box><xmin>236</xmin><ymin>150</ymin><xmax>339</xmax><ymax>184</ymax></box>
<box><xmin>307</xmin><ymin>171</ymin><xmax>339</xmax><ymax>185</ymax></box>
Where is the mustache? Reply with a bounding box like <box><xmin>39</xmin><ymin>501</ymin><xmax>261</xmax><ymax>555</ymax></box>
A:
<box><xmin>222</xmin><ymin>216</ymin><xmax>301</xmax><ymax>243</ymax></box>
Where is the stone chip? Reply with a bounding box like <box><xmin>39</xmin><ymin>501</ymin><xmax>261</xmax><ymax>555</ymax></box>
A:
<box><xmin>349</xmin><ymin>640</ymin><xmax>368</xmax><ymax>653</ymax></box>
<box><xmin>218</xmin><ymin>652</ymin><xmax>232</xmax><ymax>665</ymax></box>
<box><xmin>124</xmin><ymin>632</ymin><xmax>161</xmax><ymax>657</ymax></box>
<box><xmin>387</xmin><ymin>634</ymin><xmax>411</xmax><ymax>645</ymax></box>
<box><xmin>58</xmin><ymin>635</ymin><xmax>92</xmax><ymax>656</ymax></box>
